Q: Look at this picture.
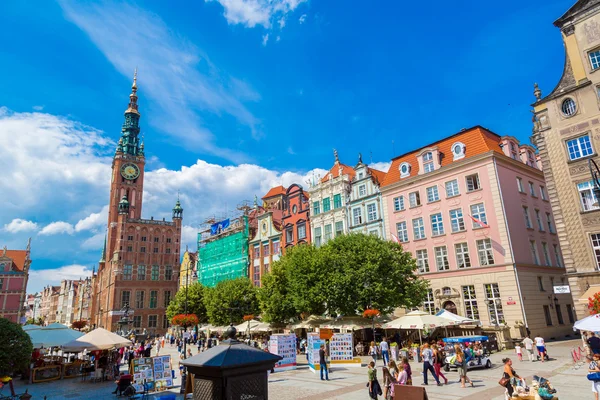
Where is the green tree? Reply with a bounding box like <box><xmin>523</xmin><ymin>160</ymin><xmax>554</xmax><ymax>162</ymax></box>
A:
<box><xmin>258</xmin><ymin>261</ymin><xmax>296</xmax><ymax>323</ymax></box>
<box><xmin>204</xmin><ymin>278</ymin><xmax>259</xmax><ymax>326</ymax></box>
<box><xmin>0</xmin><ymin>318</ymin><xmax>33</xmax><ymax>376</ymax></box>
<box><xmin>166</xmin><ymin>282</ymin><xmax>207</xmax><ymax>323</ymax></box>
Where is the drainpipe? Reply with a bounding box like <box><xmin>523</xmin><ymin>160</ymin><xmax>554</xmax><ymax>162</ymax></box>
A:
<box><xmin>493</xmin><ymin>158</ymin><xmax>529</xmax><ymax>336</ymax></box>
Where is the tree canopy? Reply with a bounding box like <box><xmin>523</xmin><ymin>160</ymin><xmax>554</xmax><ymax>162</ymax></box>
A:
<box><xmin>166</xmin><ymin>282</ymin><xmax>207</xmax><ymax>323</ymax></box>
<box><xmin>204</xmin><ymin>277</ymin><xmax>259</xmax><ymax>326</ymax></box>
<box><xmin>260</xmin><ymin>233</ymin><xmax>428</xmax><ymax>322</ymax></box>
<box><xmin>0</xmin><ymin>318</ymin><xmax>33</xmax><ymax>376</ymax></box>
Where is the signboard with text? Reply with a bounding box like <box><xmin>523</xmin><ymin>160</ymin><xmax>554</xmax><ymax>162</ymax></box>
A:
<box><xmin>553</xmin><ymin>285</ymin><xmax>571</xmax><ymax>294</ymax></box>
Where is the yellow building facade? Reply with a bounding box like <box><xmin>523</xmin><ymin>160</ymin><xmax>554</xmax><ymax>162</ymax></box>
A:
<box><xmin>179</xmin><ymin>249</ymin><xmax>197</xmax><ymax>289</ymax></box>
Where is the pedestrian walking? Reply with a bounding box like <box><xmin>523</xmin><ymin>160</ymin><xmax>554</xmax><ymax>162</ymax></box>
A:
<box><xmin>515</xmin><ymin>344</ymin><xmax>523</xmax><ymax>361</ymax></box>
<box><xmin>454</xmin><ymin>345</ymin><xmax>473</xmax><ymax>388</ymax></box>
<box><xmin>589</xmin><ymin>353</ymin><xmax>600</xmax><ymax>400</ymax></box>
<box><xmin>367</xmin><ymin>361</ymin><xmax>382</xmax><ymax>399</ymax></box>
<box><xmin>369</xmin><ymin>341</ymin><xmax>378</xmax><ymax>366</ymax></box>
<box><xmin>319</xmin><ymin>344</ymin><xmax>329</xmax><ymax>381</ymax></box>
<box><xmin>534</xmin><ymin>334</ymin><xmax>547</xmax><ymax>362</ymax></box>
<box><xmin>421</xmin><ymin>344</ymin><xmax>442</xmax><ymax>386</ymax></box>
<box><xmin>382</xmin><ymin>366</ymin><xmax>395</xmax><ymax>400</ymax></box>
<box><xmin>187</xmin><ymin>348</ymin><xmax>193</xmax><ymax>359</ymax></box>
<box><xmin>380</xmin><ymin>337</ymin><xmax>390</xmax><ymax>366</ymax></box>
<box><xmin>401</xmin><ymin>357</ymin><xmax>412</xmax><ymax>385</ymax></box>
<box><xmin>589</xmin><ymin>332</ymin><xmax>600</xmax><ymax>355</ymax></box>
<box><xmin>432</xmin><ymin>344</ymin><xmax>448</xmax><ymax>384</ymax></box>
<box><xmin>501</xmin><ymin>358</ymin><xmax>522</xmax><ymax>397</ymax></box>
<box><xmin>522</xmin><ymin>335</ymin><xmax>534</xmax><ymax>362</ymax></box>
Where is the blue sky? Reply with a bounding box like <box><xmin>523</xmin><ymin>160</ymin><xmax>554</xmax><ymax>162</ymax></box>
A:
<box><xmin>0</xmin><ymin>0</ymin><xmax>570</xmax><ymax>293</ymax></box>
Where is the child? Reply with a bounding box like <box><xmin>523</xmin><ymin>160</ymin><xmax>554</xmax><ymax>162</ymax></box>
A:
<box><xmin>515</xmin><ymin>344</ymin><xmax>523</xmax><ymax>361</ymax></box>
<box><xmin>401</xmin><ymin>357</ymin><xmax>412</xmax><ymax>385</ymax></box>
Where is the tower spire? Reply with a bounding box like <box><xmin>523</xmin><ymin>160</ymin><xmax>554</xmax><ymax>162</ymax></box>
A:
<box><xmin>118</xmin><ymin>69</ymin><xmax>143</xmax><ymax>157</ymax></box>
<box><xmin>125</xmin><ymin>69</ymin><xmax>140</xmax><ymax>116</ymax></box>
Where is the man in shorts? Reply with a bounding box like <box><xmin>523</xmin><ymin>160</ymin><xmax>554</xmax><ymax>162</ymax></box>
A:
<box><xmin>534</xmin><ymin>335</ymin><xmax>546</xmax><ymax>362</ymax></box>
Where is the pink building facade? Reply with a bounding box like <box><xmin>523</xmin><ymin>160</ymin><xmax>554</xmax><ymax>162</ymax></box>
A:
<box><xmin>381</xmin><ymin>127</ymin><xmax>572</xmax><ymax>344</ymax></box>
<box><xmin>0</xmin><ymin>241</ymin><xmax>31</xmax><ymax>324</ymax></box>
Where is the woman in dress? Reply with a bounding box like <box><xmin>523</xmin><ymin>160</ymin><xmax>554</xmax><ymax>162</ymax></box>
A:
<box><xmin>369</xmin><ymin>341</ymin><xmax>378</xmax><ymax>366</ymax></box>
<box><xmin>455</xmin><ymin>345</ymin><xmax>473</xmax><ymax>388</ymax></box>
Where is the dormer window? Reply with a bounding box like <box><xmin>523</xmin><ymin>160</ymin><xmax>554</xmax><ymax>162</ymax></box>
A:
<box><xmin>423</xmin><ymin>152</ymin><xmax>434</xmax><ymax>173</ymax></box>
<box><xmin>527</xmin><ymin>151</ymin><xmax>535</xmax><ymax>167</ymax></box>
<box><xmin>400</xmin><ymin>162</ymin><xmax>411</xmax><ymax>178</ymax></box>
<box><xmin>451</xmin><ymin>142</ymin><xmax>466</xmax><ymax>160</ymax></box>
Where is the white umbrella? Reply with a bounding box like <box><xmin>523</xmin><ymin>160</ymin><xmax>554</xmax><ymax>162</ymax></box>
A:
<box><xmin>235</xmin><ymin>319</ymin><xmax>261</xmax><ymax>332</ymax></box>
<box><xmin>383</xmin><ymin>310</ymin><xmax>456</xmax><ymax>344</ymax></box>
<box><xmin>62</xmin><ymin>328</ymin><xmax>132</xmax><ymax>352</ymax></box>
<box><xmin>27</xmin><ymin>323</ymin><xmax>84</xmax><ymax>348</ymax></box>
<box><xmin>290</xmin><ymin>315</ymin><xmax>331</xmax><ymax>330</ymax></box>
<box><xmin>574</xmin><ymin>314</ymin><xmax>600</xmax><ymax>331</ymax></box>
<box><xmin>321</xmin><ymin>316</ymin><xmax>380</xmax><ymax>330</ymax></box>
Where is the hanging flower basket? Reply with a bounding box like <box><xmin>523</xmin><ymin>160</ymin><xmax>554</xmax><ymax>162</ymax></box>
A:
<box><xmin>171</xmin><ymin>314</ymin><xmax>199</xmax><ymax>328</ymax></box>
<box><xmin>362</xmin><ymin>309</ymin><xmax>380</xmax><ymax>319</ymax></box>
<box><xmin>243</xmin><ymin>314</ymin><xmax>255</xmax><ymax>321</ymax></box>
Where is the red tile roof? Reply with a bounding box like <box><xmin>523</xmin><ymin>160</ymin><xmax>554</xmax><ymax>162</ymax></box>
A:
<box><xmin>262</xmin><ymin>185</ymin><xmax>287</xmax><ymax>199</ymax></box>
<box><xmin>320</xmin><ymin>163</ymin><xmax>356</xmax><ymax>183</ymax></box>
<box><xmin>381</xmin><ymin>126</ymin><xmax>504</xmax><ymax>188</ymax></box>
<box><xmin>4</xmin><ymin>250</ymin><xmax>28</xmax><ymax>272</ymax></box>
<box><xmin>368</xmin><ymin>168</ymin><xmax>387</xmax><ymax>185</ymax></box>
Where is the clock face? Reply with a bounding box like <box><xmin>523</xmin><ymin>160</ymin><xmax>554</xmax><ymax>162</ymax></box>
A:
<box><xmin>121</xmin><ymin>163</ymin><xmax>140</xmax><ymax>180</ymax></box>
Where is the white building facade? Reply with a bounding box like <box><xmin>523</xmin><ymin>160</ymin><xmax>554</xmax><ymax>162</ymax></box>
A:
<box><xmin>347</xmin><ymin>156</ymin><xmax>387</xmax><ymax>238</ymax></box>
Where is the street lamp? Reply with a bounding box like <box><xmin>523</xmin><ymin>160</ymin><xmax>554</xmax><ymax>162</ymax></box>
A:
<box><xmin>116</xmin><ymin>303</ymin><xmax>133</xmax><ymax>336</ymax></box>
<box><xmin>589</xmin><ymin>159</ymin><xmax>600</xmax><ymax>207</ymax></box>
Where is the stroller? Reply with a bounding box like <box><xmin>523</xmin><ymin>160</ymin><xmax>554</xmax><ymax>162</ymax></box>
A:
<box><xmin>533</xmin><ymin>375</ymin><xmax>557</xmax><ymax>400</ymax></box>
<box><xmin>536</xmin><ymin>350</ymin><xmax>550</xmax><ymax>361</ymax></box>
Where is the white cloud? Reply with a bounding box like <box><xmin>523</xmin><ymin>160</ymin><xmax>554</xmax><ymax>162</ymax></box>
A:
<box><xmin>39</xmin><ymin>221</ymin><xmax>75</xmax><ymax>236</ymax></box>
<box><xmin>278</xmin><ymin>17</ymin><xmax>286</xmax><ymax>28</ymax></box>
<box><xmin>3</xmin><ymin>219</ymin><xmax>38</xmax><ymax>233</ymax></box>
<box><xmin>207</xmin><ymin>0</ymin><xmax>306</xmax><ymax>29</ymax></box>
<box><xmin>287</xmin><ymin>146</ymin><xmax>295</xmax><ymax>155</ymax></box>
<box><xmin>369</xmin><ymin>162</ymin><xmax>391</xmax><ymax>173</ymax></box>
<box><xmin>181</xmin><ymin>225</ymin><xmax>198</xmax><ymax>251</ymax></box>
<box><xmin>28</xmin><ymin>264</ymin><xmax>94</xmax><ymax>293</ymax></box>
<box><xmin>262</xmin><ymin>33</ymin><xmax>269</xmax><ymax>46</ymax></box>
<box><xmin>32</xmin><ymin>105</ymin><xmax>44</xmax><ymax>111</ymax></box>
<box><xmin>60</xmin><ymin>1</ymin><xmax>260</xmax><ymax>161</ymax></box>
<box><xmin>81</xmin><ymin>232</ymin><xmax>106</xmax><ymax>250</ymax></box>
<box><xmin>75</xmin><ymin>206</ymin><xmax>108</xmax><ymax>232</ymax></box>
<box><xmin>299</xmin><ymin>14</ymin><xmax>307</xmax><ymax>24</ymax></box>
<box><xmin>276</xmin><ymin>35</ymin><xmax>281</xmax><ymax>42</ymax></box>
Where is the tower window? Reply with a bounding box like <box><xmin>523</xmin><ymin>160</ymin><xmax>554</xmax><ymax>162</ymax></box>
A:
<box><xmin>561</xmin><ymin>98</ymin><xmax>577</xmax><ymax>117</ymax></box>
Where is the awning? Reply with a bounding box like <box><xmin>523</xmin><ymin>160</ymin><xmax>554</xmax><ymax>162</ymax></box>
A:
<box><xmin>579</xmin><ymin>285</ymin><xmax>600</xmax><ymax>303</ymax></box>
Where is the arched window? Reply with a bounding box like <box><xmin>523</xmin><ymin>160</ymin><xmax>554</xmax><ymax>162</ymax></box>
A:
<box><xmin>451</xmin><ymin>142</ymin><xmax>466</xmax><ymax>160</ymax></box>
<box><xmin>442</xmin><ymin>287</ymin><xmax>452</xmax><ymax>296</ymax></box>
<box><xmin>400</xmin><ymin>162</ymin><xmax>411</xmax><ymax>178</ymax></box>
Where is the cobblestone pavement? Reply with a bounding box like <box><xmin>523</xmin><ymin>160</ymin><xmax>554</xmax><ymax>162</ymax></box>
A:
<box><xmin>11</xmin><ymin>338</ymin><xmax>590</xmax><ymax>399</ymax></box>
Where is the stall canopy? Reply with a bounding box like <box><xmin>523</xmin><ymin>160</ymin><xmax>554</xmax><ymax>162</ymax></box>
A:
<box><xmin>574</xmin><ymin>314</ymin><xmax>600</xmax><ymax>331</ymax></box>
<box><xmin>27</xmin><ymin>323</ymin><xmax>84</xmax><ymax>348</ymax></box>
<box><xmin>290</xmin><ymin>315</ymin><xmax>332</xmax><ymax>330</ymax></box>
<box><xmin>235</xmin><ymin>320</ymin><xmax>272</xmax><ymax>333</ymax></box>
<box><xmin>435</xmin><ymin>309</ymin><xmax>480</xmax><ymax>325</ymax></box>
<box><xmin>383</xmin><ymin>310</ymin><xmax>456</xmax><ymax>330</ymax></box>
<box><xmin>321</xmin><ymin>316</ymin><xmax>383</xmax><ymax>330</ymax></box>
<box><xmin>62</xmin><ymin>328</ymin><xmax>132</xmax><ymax>352</ymax></box>
<box><xmin>22</xmin><ymin>324</ymin><xmax>42</xmax><ymax>331</ymax></box>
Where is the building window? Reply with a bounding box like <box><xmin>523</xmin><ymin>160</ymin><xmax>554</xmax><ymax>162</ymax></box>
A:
<box><xmin>452</xmin><ymin>142</ymin><xmax>465</xmax><ymax>160</ymax></box>
<box><xmin>537</xmin><ymin>276</ymin><xmax>545</xmax><ymax>291</ymax></box>
<box><xmin>137</xmin><ymin>265</ymin><xmax>146</xmax><ymax>281</ymax></box>
<box><xmin>123</xmin><ymin>265</ymin><xmax>132</xmax><ymax>280</ymax></box>
<box><xmin>273</xmin><ymin>241</ymin><xmax>281</xmax><ymax>255</ymax></box>
<box><xmin>566</xmin><ymin>304</ymin><xmax>575</xmax><ymax>323</ymax></box>
<box><xmin>546</xmin><ymin>213</ymin><xmax>555</xmax><ymax>233</ymax></box>
<box><xmin>510</xmin><ymin>142</ymin><xmax>518</xmax><ymax>159</ymax></box>
<box><xmin>590</xmin><ymin>50</ymin><xmax>600</xmax><ymax>70</ymax></box>
<box><xmin>535</xmin><ymin>210</ymin><xmax>544</xmax><ymax>231</ymax></box>
<box><xmin>149</xmin><ymin>290</ymin><xmax>158</xmax><ymax>309</ymax></box>
<box><xmin>164</xmin><ymin>291</ymin><xmax>171</xmax><ymax>308</ymax></box>
<box><xmin>133</xmin><ymin>316</ymin><xmax>141</xmax><ymax>328</ymax></box>
<box><xmin>591</xmin><ymin>233</ymin><xmax>600</xmax><ymax>270</ymax></box>
<box><xmin>264</xmin><ymin>263</ymin><xmax>270</xmax><ymax>273</ymax></box>
<box><xmin>455</xmin><ymin>243</ymin><xmax>471</xmax><ymax>269</ymax></box>
<box><xmin>141</xmin><ymin>236</ymin><xmax>147</xmax><ymax>242</ymax></box>
<box><xmin>333</xmin><ymin>194</ymin><xmax>342</xmax><ymax>209</ymax></box>
<box><xmin>409</xmin><ymin>191</ymin><xmax>421</xmax><ymax>207</ymax></box>
<box><xmin>358</xmin><ymin>172</ymin><xmax>364</xmax><ymax>179</ymax></box>
<box><xmin>335</xmin><ymin>221</ymin><xmax>344</xmax><ymax>237</ymax></box>
<box><xmin>462</xmin><ymin>286</ymin><xmax>479</xmax><ymax>320</ymax></box>
<box><xmin>470</xmin><ymin>203</ymin><xmax>487</xmax><ymax>228</ymax></box>
<box><xmin>396</xmin><ymin>222</ymin><xmax>408</xmax><ymax>242</ymax></box>
<box><xmin>135</xmin><ymin>290</ymin><xmax>145</xmax><ymax>309</ymax></box>
<box><xmin>446</xmin><ymin>179</ymin><xmax>459</xmax><ymax>197</ymax></box>
<box><xmin>369</xmin><ymin>230</ymin><xmax>378</xmax><ymax>237</ymax></box>
<box><xmin>556</xmin><ymin>304</ymin><xmax>565</xmax><ymax>325</ymax></box>
<box><xmin>530</xmin><ymin>240</ymin><xmax>540</xmax><ymax>265</ymax></box>
<box><xmin>561</xmin><ymin>98</ymin><xmax>577</xmax><ymax>117</ymax></box>
<box><xmin>323</xmin><ymin>197</ymin><xmax>331</xmax><ymax>212</ymax></box>
<box><xmin>166</xmin><ymin>238</ymin><xmax>172</xmax><ymax>243</ymax></box>
<box><xmin>554</xmin><ymin>244</ymin><xmax>563</xmax><ymax>267</ymax></box>
<box><xmin>423</xmin><ymin>289</ymin><xmax>435</xmax><ymax>314</ymax></box>
<box><xmin>542</xmin><ymin>242</ymin><xmax>551</xmax><ymax>266</ymax></box>
<box><xmin>313</xmin><ymin>201</ymin><xmax>320</xmax><ymax>215</ymax></box>
<box><xmin>434</xmin><ymin>246</ymin><xmax>449</xmax><ymax>271</ymax></box>
<box><xmin>484</xmin><ymin>283</ymin><xmax>504</xmax><ymax>325</ymax></box>
<box><xmin>151</xmin><ymin>265</ymin><xmax>159</xmax><ymax>281</ymax></box>
<box><xmin>165</xmin><ymin>266</ymin><xmax>173</xmax><ymax>281</ymax></box>
<box><xmin>393</xmin><ymin>196</ymin><xmax>405</xmax><ymax>211</ymax></box>
<box><xmin>297</xmin><ymin>224</ymin><xmax>306</xmax><ymax>240</ymax></box>
<box><xmin>517</xmin><ymin>177</ymin><xmax>524</xmax><ymax>193</ymax></box>
<box><xmin>128</xmin><ymin>235</ymin><xmax>134</xmax><ymax>241</ymax></box>
<box><xmin>0</xmin><ymin>278</ymin><xmax>3</xmax><ymax>290</ymax></box>
<box><xmin>148</xmin><ymin>315</ymin><xmax>157</xmax><ymax>328</ymax></box>
<box><xmin>543</xmin><ymin>305</ymin><xmax>553</xmax><ymax>326</ymax></box>
<box><xmin>430</xmin><ymin>213</ymin><xmax>445</xmax><ymax>236</ymax></box>
<box><xmin>476</xmin><ymin>238</ymin><xmax>494</xmax><ymax>265</ymax></box>
<box><xmin>426</xmin><ymin>185</ymin><xmax>440</xmax><ymax>203</ymax></box>
<box><xmin>324</xmin><ymin>224</ymin><xmax>332</xmax><ymax>242</ymax></box>
<box><xmin>400</xmin><ymin>162</ymin><xmax>411</xmax><ymax>178</ymax></box>
<box><xmin>367</xmin><ymin>203</ymin><xmax>378</xmax><ymax>221</ymax></box>
<box><xmin>121</xmin><ymin>290</ymin><xmax>131</xmax><ymax>308</ymax></box>
<box><xmin>540</xmin><ymin>186</ymin><xmax>547</xmax><ymax>200</ymax></box>
<box><xmin>578</xmin><ymin>181</ymin><xmax>600</xmax><ymax>211</ymax></box>
<box><xmin>262</xmin><ymin>243</ymin><xmax>270</xmax><ymax>257</ymax></box>
<box><xmin>528</xmin><ymin>182</ymin><xmax>536</xmax><ymax>196</ymax></box>
<box><xmin>285</xmin><ymin>228</ymin><xmax>293</xmax><ymax>243</ymax></box>
<box><xmin>416</xmin><ymin>249</ymin><xmax>429</xmax><ymax>273</ymax></box>
<box><xmin>163</xmin><ymin>315</ymin><xmax>169</xmax><ymax>329</ymax></box>
<box><xmin>154</xmin><ymin>237</ymin><xmax>159</xmax><ymax>242</ymax></box>
<box><xmin>423</xmin><ymin>152</ymin><xmax>435</xmax><ymax>173</ymax></box>
<box><xmin>359</xmin><ymin>185</ymin><xmax>366</xmax><ymax>197</ymax></box>
<box><xmin>127</xmin><ymin>246</ymin><xmax>133</xmax><ymax>252</ymax></box>
<box><xmin>523</xmin><ymin>206</ymin><xmax>532</xmax><ymax>228</ymax></box>
<box><xmin>466</xmin><ymin>174</ymin><xmax>480</xmax><ymax>192</ymax></box>
<box><xmin>140</xmin><ymin>247</ymin><xmax>146</xmax><ymax>253</ymax></box>
<box><xmin>253</xmin><ymin>264</ymin><xmax>260</xmax><ymax>287</ymax></box>
<box><xmin>154</xmin><ymin>247</ymin><xmax>159</xmax><ymax>253</ymax></box>
<box><xmin>166</xmin><ymin>248</ymin><xmax>171</xmax><ymax>254</ymax></box>
<box><xmin>353</xmin><ymin>208</ymin><xmax>363</xmax><ymax>225</ymax></box>
<box><xmin>315</xmin><ymin>227</ymin><xmax>322</xmax><ymax>247</ymax></box>
<box><xmin>413</xmin><ymin>217</ymin><xmax>425</xmax><ymax>240</ymax></box>
<box><xmin>450</xmin><ymin>209</ymin><xmax>465</xmax><ymax>232</ymax></box>
<box><xmin>527</xmin><ymin>152</ymin><xmax>536</xmax><ymax>168</ymax></box>
<box><xmin>567</xmin><ymin>135</ymin><xmax>593</xmax><ymax>160</ymax></box>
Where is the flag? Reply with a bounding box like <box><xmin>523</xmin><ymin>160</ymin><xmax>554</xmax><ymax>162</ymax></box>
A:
<box><xmin>469</xmin><ymin>215</ymin><xmax>489</xmax><ymax>228</ymax></box>
<box><xmin>390</xmin><ymin>233</ymin><xmax>401</xmax><ymax>243</ymax></box>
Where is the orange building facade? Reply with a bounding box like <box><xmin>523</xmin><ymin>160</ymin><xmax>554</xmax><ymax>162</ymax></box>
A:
<box><xmin>281</xmin><ymin>184</ymin><xmax>311</xmax><ymax>252</ymax></box>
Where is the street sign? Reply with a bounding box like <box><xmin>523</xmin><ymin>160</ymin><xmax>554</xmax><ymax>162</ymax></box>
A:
<box><xmin>553</xmin><ymin>285</ymin><xmax>571</xmax><ymax>294</ymax></box>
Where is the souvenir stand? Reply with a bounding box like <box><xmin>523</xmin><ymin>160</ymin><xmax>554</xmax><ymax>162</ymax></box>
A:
<box><xmin>268</xmin><ymin>334</ymin><xmax>297</xmax><ymax>372</ymax></box>
<box><xmin>329</xmin><ymin>333</ymin><xmax>362</xmax><ymax>368</ymax></box>
<box><xmin>131</xmin><ymin>355</ymin><xmax>173</xmax><ymax>393</ymax></box>
<box><xmin>307</xmin><ymin>333</ymin><xmax>326</xmax><ymax>374</ymax></box>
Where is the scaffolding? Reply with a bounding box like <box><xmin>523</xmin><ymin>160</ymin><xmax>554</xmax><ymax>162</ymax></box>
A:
<box><xmin>197</xmin><ymin>201</ymin><xmax>257</xmax><ymax>287</ymax></box>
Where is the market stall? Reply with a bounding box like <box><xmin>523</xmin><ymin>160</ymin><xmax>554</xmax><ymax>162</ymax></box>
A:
<box><xmin>130</xmin><ymin>355</ymin><xmax>174</xmax><ymax>393</ymax></box>
<box><xmin>383</xmin><ymin>310</ymin><xmax>456</xmax><ymax>345</ymax></box>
